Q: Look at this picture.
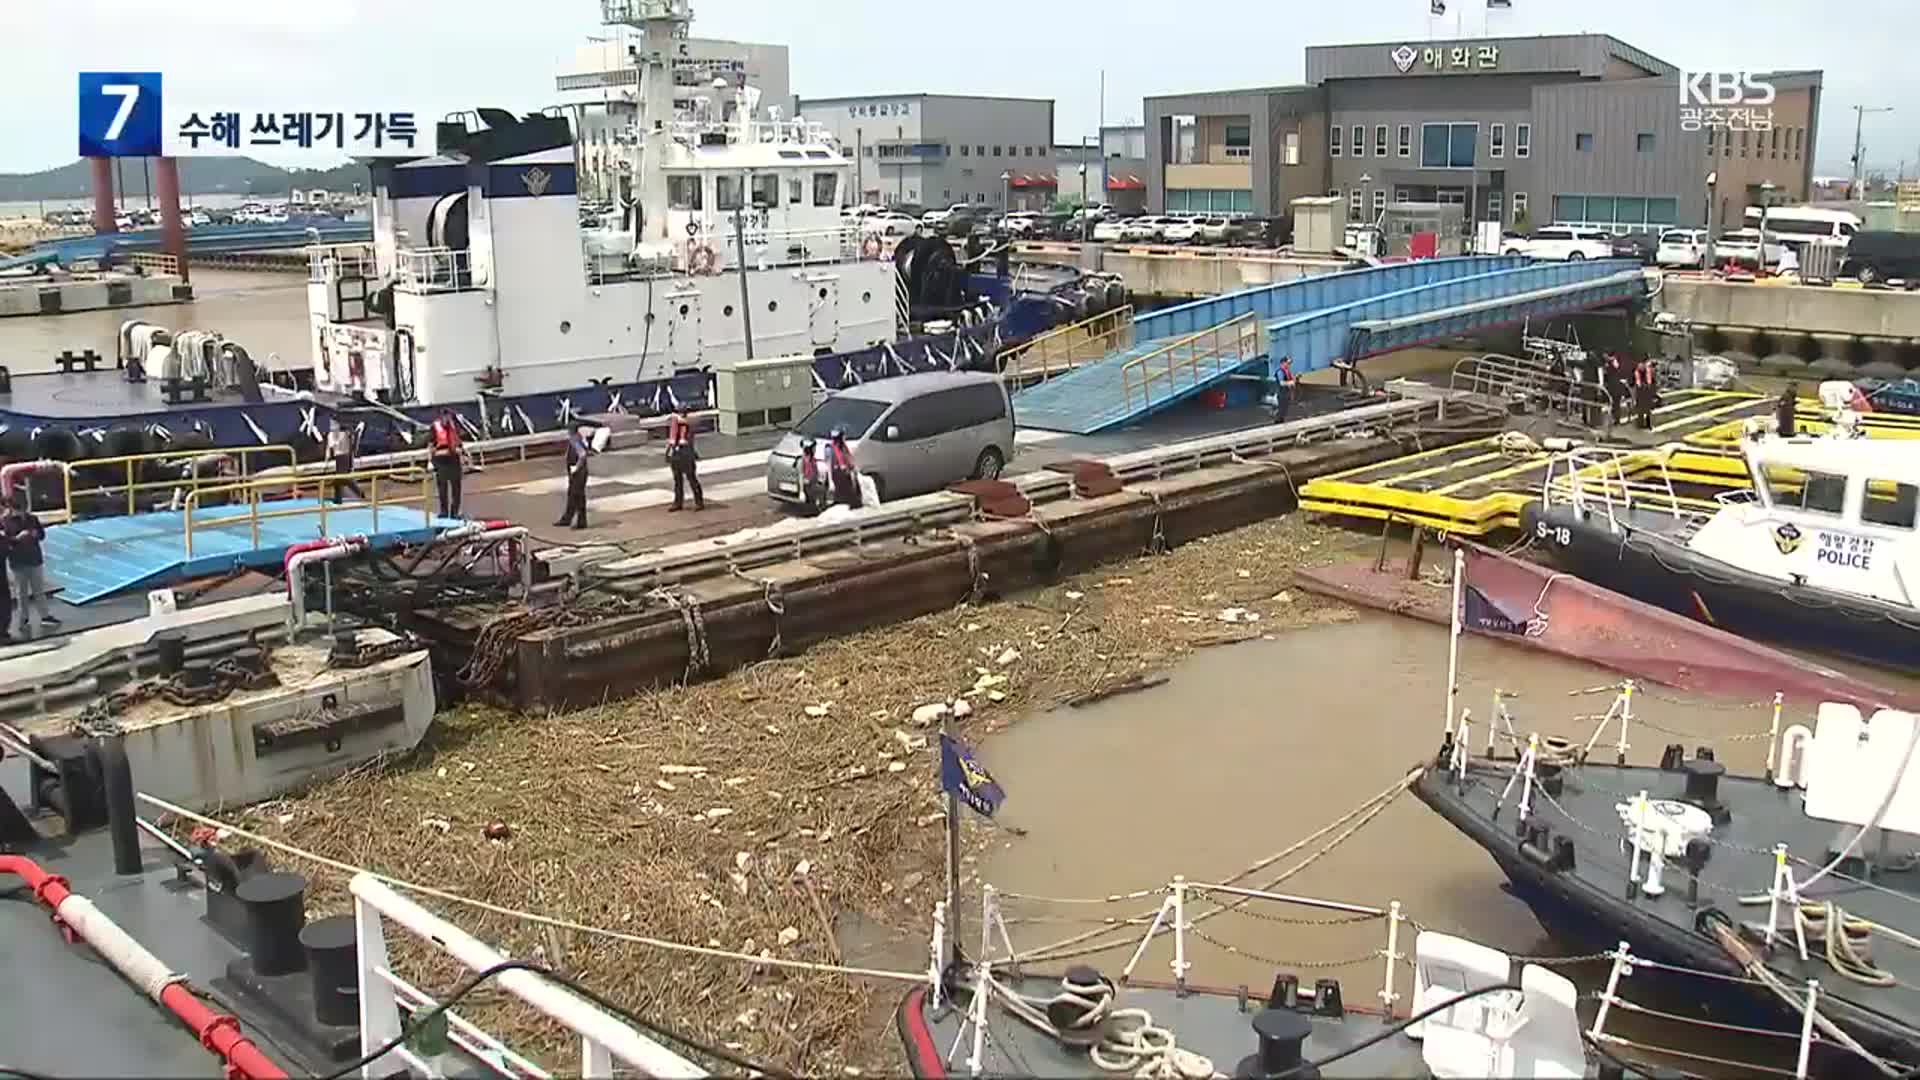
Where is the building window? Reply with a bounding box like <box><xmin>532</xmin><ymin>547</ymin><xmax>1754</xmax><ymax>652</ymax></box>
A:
<box><xmin>1550</xmin><ymin>192</ymin><xmax>1679</xmax><ymax>229</ymax></box>
<box><xmin>1488</xmin><ymin>190</ymin><xmax>1501</xmax><ymax>218</ymax></box>
<box><xmin>1330</xmin><ymin>187</ymin><xmax>1341</xmax><ymax>203</ymax></box>
<box><xmin>1864</xmin><ymin>479</ymin><xmax>1920</xmax><ymax>529</ymax></box>
<box><xmin>1637</xmin><ymin>133</ymin><xmax>1655</xmax><ymax>153</ymax></box>
<box><xmin>716</xmin><ymin>174</ymin><xmax>743</xmax><ymax>211</ymax></box>
<box><xmin>1490</xmin><ymin>122</ymin><xmax>1504</xmax><ymax>158</ymax></box>
<box><xmin>992</xmin><ymin>145</ymin><xmax>1002</xmax><ymax>156</ymax></box>
<box><xmin>1374</xmin><ymin>124</ymin><xmax>1388</xmax><ymax>156</ymax></box>
<box><xmin>1350</xmin><ymin>188</ymin><xmax>1364</xmax><ymax>215</ymax></box>
<box><xmin>751</xmin><ymin>173</ymin><xmax>780</xmax><ymax>208</ymax></box>
<box><xmin>1224</xmin><ymin>122</ymin><xmax>1252</xmax><ymax>159</ymax></box>
<box><xmin>1351</xmin><ymin>125</ymin><xmax>1365</xmax><ymax>158</ymax></box>
<box><xmin>1771</xmin><ymin>129</ymin><xmax>1781</xmax><ymax>157</ymax></box>
<box><xmin>1330</xmin><ymin>125</ymin><xmax>1342</xmax><ymax>156</ymax></box>
<box><xmin>1512</xmin><ymin>191</ymin><xmax>1529</xmax><ymax>224</ymax></box>
<box><xmin>787</xmin><ymin>177</ymin><xmax>803</xmax><ymax>205</ymax></box>
<box><xmin>1398</xmin><ymin>124</ymin><xmax>1412</xmax><ymax>158</ymax></box>
<box><xmin>812</xmin><ymin>172</ymin><xmax>838</xmax><ymax>207</ymax></box>
<box><xmin>1740</xmin><ymin>130</ymin><xmax>1749</xmax><ymax>157</ymax></box>
<box><xmin>960</xmin><ymin>144</ymin><xmax>969</xmax><ymax>157</ymax></box>
<box><xmin>863</xmin><ymin>145</ymin><xmax>874</xmax><ymax>158</ymax></box>
<box><xmin>1284</xmin><ymin>131</ymin><xmax>1300</xmax><ymax>166</ymax></box>
<box><xmin>1420</xmin><ymin>122</ymin><xmax>1478</xmax><ymax>168</ymax></box>
<box><xmin>977</xmin><ymin>145</ymin><xmax>985</xmax><ymax>157</ymax></box>
<box><xmin>1575</xmin><ymin>132</ymin><xmax>1594</xmax><ymax>152</ymax></box>
<box><xmin>1168</xmin><ymin>189</ymin><xmax>1254</xmax><ymax>213</ymax></box>
<box><xmin>1515</xmin><ymin>123</ymin><xmax>1531</xmax><ymax>159</ymax></box>
<box><xmin>1373</xmin><ymin>189</ymin><xmax>1387</xmax><ymax>215</ymax></box>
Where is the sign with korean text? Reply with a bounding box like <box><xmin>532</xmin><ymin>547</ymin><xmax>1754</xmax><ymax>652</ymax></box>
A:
<box><xmin>1390</xmin><ymin>43</ymin><xmax>1500</xmax><ymax>74</ymax></box>
<box><xmin>1679</xmin><ymin>71</ymin><xmax>1777</xmax><ymax>134</ymax></box>
<box><xmin>78</xmin><ymin>72</ymin><xmax>429</xmax><ymax>159</ymax></box>
<box><xmin>1814</xmin><ymin>530</ymin><xmax>1875</xmax><ymax>572</ymax></box>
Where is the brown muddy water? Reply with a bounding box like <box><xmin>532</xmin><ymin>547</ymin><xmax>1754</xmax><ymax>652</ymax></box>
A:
<box><xmin>0</xmin><ymin>269</ymin><xmax>312</xmax><ymax>371</ymax></box>
<box><xmin>977</xmin><ymin>613</ymin><xmax>1900</xmax><ymax>1074</ymax></box>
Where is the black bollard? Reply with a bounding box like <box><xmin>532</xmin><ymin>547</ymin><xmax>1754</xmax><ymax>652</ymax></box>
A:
<box><xmin>237</xmin><ymin>871</ymin><xmax>310</xmax><ymax>977</ymax></box>
<box><xmin>301</xmin><ymin>915</ymin><xmax>360</xmax><ymax>1027</ymax></box>
<box><xmin>96</xmin><ymin>737</ymin><xmax>142</xmax><ymax>875</ymax></box>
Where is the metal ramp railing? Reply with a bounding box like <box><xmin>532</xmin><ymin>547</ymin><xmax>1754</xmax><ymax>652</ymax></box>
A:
<box><xmin>1120</xmin><ymin>312</ymin><xmax>1264</xmax><ymax>416</ymax></box>
<box><xmin>1448</xmin><ymin>353</ymin><xmax>1611</xmax><ymax>420</ymax></box>
<box><xmin>998</xmin><ymin>304</ymin><xmax>1133</xmax><ymax>385</ymax></box>
<box><xmin>1541</xmin><ymin>446</ymin><xmax>1693</xmax><ymax>535</ymax></box>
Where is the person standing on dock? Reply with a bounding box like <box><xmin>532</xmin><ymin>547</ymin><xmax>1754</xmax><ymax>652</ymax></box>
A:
<box><xmin>1605</xmin><ymin>351</ymin><xmax>1630</xmax><ymax>426</ymax></box>
<box><xmin>1272</xmin><ymin>356</ymin><xmax>1299</xmax><ymax>423</ymax></box>
<box><xmin>2</xmin><ymin>497</ymin><xmax>53</xmax><ymax>640</ymax></box>
<box><xmin>1777</xmin><ymin>382</ymin><xmax>1800</xmax><ymax>437</ymax></box>
<box><xmin>1632</xmin><ymin>358</ymin><xmax>1658</xmax><ymax>431</ymax></box>
<box><xmin>428</xmin><ymin>409</ymin><xmax>463</xmax><ymax>519</ymax></box>
<box><xmin>828</xmin><ymin>430</ymin><xmax>862</xmax><ymax>509</ymax></box>
<box><xmin>555</xmin><ymin>425</ymin><xmax>593</xmax><ymax>529</ymax></box>
<box><xmin>666</xmin><ymin>406</ymin><xmax>704</xmax><ymax>512</ymax></box>
<box><xmin>0</xmin><ymin>522</ymin><xmax>14</xmax><ymax>645</ymax></box>
<box><xmin>327</xmin><ymin>419</ymin><xmax>364</xmax><ymax>504</ymax></box>
<box><xmin>799</xmin><ymin>437</ymin><xmax>827</xmax><ymax>514</ymax></box>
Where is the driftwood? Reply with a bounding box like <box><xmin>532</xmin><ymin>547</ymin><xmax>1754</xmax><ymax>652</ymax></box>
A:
<box><xmin>1059</xmin><ymin>671</ymin><xmax>1170</xmax><ymax>709</ymax></box>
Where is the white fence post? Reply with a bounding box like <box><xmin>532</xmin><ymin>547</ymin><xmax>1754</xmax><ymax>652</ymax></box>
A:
<box><xmin>1378</xmin><ymin>901</ymin><xmax>1404</xmax><ymax>1012</ymax></box>
<box><xmin>354</xmin><ymin>894</ymin><xmax>408</xmax><ymax>1080</ymax></box>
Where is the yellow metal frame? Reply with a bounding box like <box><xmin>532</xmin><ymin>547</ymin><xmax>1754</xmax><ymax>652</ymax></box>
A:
<box><xmin>1000</xmin><ymin>305</ymin><xmax>1134</xmax><ymax>384</ymax></box>
<box><xmin>1120</xmin><ymin>313</ymin><xmax>1263</xmax><ymax>415</ymax></box>
<box><xmin>64</xmin><ymin>444</ymin><xmax>300</xmax><ymax>520</ymax></box>
<box><xmin>183</xmin><ymin>466</ymin><xmax>432</xmax><ymax>558</ymax></box>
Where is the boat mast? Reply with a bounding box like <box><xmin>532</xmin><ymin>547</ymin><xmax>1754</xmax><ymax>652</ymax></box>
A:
<box><xmin>601</xmin><ymin>0</ymin><xmax>689</xmax><ymax>246</ymax></box>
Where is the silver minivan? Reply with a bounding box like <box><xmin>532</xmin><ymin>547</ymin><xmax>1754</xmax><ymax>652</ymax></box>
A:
<box><xmin>765</xmin><ymin>371</ymin><xmax>1015</xmax><ymax>505</ymax></box>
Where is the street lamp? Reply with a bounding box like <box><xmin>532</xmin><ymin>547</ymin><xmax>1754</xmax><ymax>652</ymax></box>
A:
<box><xmin>1704</xmin><ymin>170</ymin><xmax>1719</xmax><ymax>269</ymax></box>
<box><xmin>1758</xmin><ymin>179</ymin><xmax>1778</xmax><ymax>273</ymax></box>
<box><xmin>1851</xmin><ymin>105</ymin><xmax>1895</xmax><ymax>199</ymax></box>
<box><xmin>1080</xmin><ymin>134</ymin><xmax>1091</xmax><ymax>243</ymax></box>
<box><xmin>1000</xmin><ymin>170</ymin><xmax>1012</xmax><ymax>212</ymax></box>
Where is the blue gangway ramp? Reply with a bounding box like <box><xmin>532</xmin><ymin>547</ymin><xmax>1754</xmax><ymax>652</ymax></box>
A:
<box><xmin>44</xmin><ymin>499</ymin><xmax>454</xmax><ymax>603</ymax></box>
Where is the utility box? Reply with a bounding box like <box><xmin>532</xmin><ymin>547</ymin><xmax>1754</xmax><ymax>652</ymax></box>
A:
<box><xmin>713</xmin><ymin>354</ymin><xmax>815</xmax><ymax>435</ymax></box>
<box><xmin>1290</xmin><ymin>196</ymin><xmax>1347</xmax><ymax>255</ymax></box>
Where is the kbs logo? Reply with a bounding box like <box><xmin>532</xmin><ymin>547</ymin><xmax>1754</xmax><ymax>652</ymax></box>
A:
<box><xmin>1679</xmin><ymin>71</ymin><xmax>1777</xmax><ymax>107</ymax></box>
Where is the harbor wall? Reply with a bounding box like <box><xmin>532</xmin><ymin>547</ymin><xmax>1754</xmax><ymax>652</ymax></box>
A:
<box><xmin>0</xmin><ymin>274</ymin><xmax>189</xmax><ymax>318</ymax></box>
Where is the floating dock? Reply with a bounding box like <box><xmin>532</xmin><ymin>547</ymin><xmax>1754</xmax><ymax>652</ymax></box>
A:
<box><xmin>1299</xmin><ymin>389</ymin><xmax>1920</xmax><ymax>535</ymax></box>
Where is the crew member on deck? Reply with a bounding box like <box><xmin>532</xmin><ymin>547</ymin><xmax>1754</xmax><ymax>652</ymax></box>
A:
<box><xmin>1605</xmin><ymin>352</ymin><xmax>1630</xmax><ymax>425</ymax></box>
<box><xmin>1632</xmin><ymin>358</ymin><xmax>1658</xmax><ymax>431</ymax></box>
<box><xmin>1273</xmin><ymin>355</ymin><xmax>1299</xmax><ymax>422</ymax></box>
<box><xmin>3</xmin><ymin>496</ymin><xmax>53</xmax><ymax>641</ymax></box>
<box><xmin>556</xmin><ymin>425</ymin><xmax>593</xmax><ymax>529</ymax></box>
<box><xmin>428</xmin><ymin>409</ymin><xmax>463</xmax><ymax>518</ymax></box>
<box><xmin>828</xmin><ymin>430</ymin><xmax>862</xmax><ymax>509</ymax></box>
<box><xmin>799</xmin><ymin>436</ymin><xmax>826</xmax><ymax>514</ymax></box>
<box><xmin>667</xmin><ymin>406</ymin><xmax>704</xmax><ymax>512</ymax></box>
<box><xmin>327</xmin><ymin>418</ymin><xmax>364</xmax><ymax>504</ymax></box>
<box><xmin>1777</xmin><ymin>382</ymin><xmax>1800</xmax><ymax>437</ymax></box>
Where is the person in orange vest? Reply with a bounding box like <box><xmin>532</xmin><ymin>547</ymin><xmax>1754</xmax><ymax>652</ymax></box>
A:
<box><xmin>1272</xmin><ymin>355</ymin><xmax>1299</xmax><ymax>422</ymax></box>
<box><xmin>427</xmin><ymin>408</ymin><xmax>463</xmax><ymax>518</ymax></box>
<box><xmin>1632</xmin><ymin>357</ymin><xmax>1658</xmax><ymax>430</ymax></box>
<box><xmin>798</xmin><ymin>436</ymin><xmax>826</xmax><ymax>514</ymax></box>
<box><xmin>666</xmin><ymin>406</ymin><xmax>704</xmax><ymax>512</ymax></box>
<box><xmin>827</xmin><ymin>429</ymin><xmax>861</xmax><ymax>508</ymax></box>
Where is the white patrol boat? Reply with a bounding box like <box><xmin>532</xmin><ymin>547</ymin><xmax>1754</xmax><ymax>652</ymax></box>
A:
<box><xmin>1523</xmin><ymin>409</ymin><xmax>1920</xmax><ymax>669</ymax></box>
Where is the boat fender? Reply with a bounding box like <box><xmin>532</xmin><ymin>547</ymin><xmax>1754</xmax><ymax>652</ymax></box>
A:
<box><xmin>1776</xmin><ymin>724</ymin><xmax>1813</xmax><ymax>789</ymax></box>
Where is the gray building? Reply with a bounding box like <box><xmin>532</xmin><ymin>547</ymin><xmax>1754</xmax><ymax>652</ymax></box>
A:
<box><xmin>795</xmin><ymin>94</ymin><xmax>1055</xmax><ymax>210</ymax></box>
<box><xmin>1148</xmin><ymin>35</ymin><xmax>1819</xmax><ymax>234</ymax></box>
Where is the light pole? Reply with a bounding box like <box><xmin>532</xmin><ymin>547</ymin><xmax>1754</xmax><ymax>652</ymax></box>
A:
<box><xmin>1758</xmin><ymin>179</ymin><xmax>1777</xmax><ymax>272</ymax></box>
<box><xmin>1703</xmin><ymin>170</ymin><xmax>1719</xmax><ymax>269</ymax></box>
<box><xmin>1078</xmin><ymin>159</ymin><xmax>1089</xmax><ymax>241</ymax></box>
<box><xmin>1852</xmin><ymin>105</ymin><xmax>1894</xmax><ymax>199</ymax></box>
<box><xmin>1000</xmin><ymin>170</ymin><xmax>1012</xmax><ymax>212</ymax></box>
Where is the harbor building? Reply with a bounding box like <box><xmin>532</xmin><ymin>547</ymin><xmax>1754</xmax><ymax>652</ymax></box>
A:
<box><xmin>556</xmin><ymin>29</ymin><xmax>792</xmax><ymax>201</ymax></box>
<box><xmin>793</xmin><ymin>94</ymin><xmax>1055</xmax><ymax>210</ymax></box>
<box><xmin>1099</xmin><ymin>124</ymin><xmax>1151</xmax><ymax>212</ymax></box>
<box><xmin>1147</xmin><ymin>34</ymin><xmax>1819</xmax><ymax>234</ymax></box>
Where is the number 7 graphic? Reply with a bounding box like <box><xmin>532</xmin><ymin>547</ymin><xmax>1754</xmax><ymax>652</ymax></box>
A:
<box><xmin>78</xmin><ymin>72</ymin><xmax>162</xmax><ymax>157</ymax></box>
<box><xmin>101</xmin><ymin>84</ymin><xmax>141</xmax><ymax>141</ymax></box>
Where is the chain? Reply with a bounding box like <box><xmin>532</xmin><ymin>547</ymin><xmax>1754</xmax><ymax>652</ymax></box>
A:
<box><xmin>647</xmin><ymin>587</ymin><xmax>711</xmax><ymax>683</ymax></box>
<box><xmin>1184</xmin><ymin>892</ymin><xmax>1382</xmax><ymax>928</ymax></box>
<box><xmin>1632</xmin><ymin>713</ymin><xmax>1774</xmax><ymax>742</ymax></box>
<box><xmin>1186</xmin><ymin>927</ymin><xmax>1378</xmax><ymax>970</ymax></box>
<box><xmin>77</xmin><ymin>651</ymin><xmax>280</xmax><ymax>736</ymax></box>
<box><xmin>329</xmin><ymin>632</ymin><xmax>425</xmax><ymax>670</ymax></box>
<box><xmin>1146</xmin><ymin>491</ymin><xmax>1168</xmax><ymax>556</ymax></box>
<box><xmin>457</xmin><ymin>606</ymin><xmax>557</xmax><ymax>690</ymax></box>
<box><xmin>729</xmin><ymin>566</ymin><xmax>787</xmax><ymax>658</ymax></box>
<box><xmin>954</xmin><ymin>531</ymin><xmax>984</xmax><ymax>606</ymax></box>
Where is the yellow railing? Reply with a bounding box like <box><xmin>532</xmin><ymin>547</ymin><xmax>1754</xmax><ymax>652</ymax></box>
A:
<box><xmin>1000</xmin><ymin>305</ymin><xmax>1134</xmax><ymax>385</ymax></box>
<box><xmin>66</xmin><ymin>444</ymin><xmax>300</xmax><ymax>520</ymax></box>
<box><xmin>1120</xmin><ymin>312</ymin><xmax>1264</xmax><ymax>414</ymax></box>
<box><xmin>183</xmin><ymin>466</ymin><xmax>432</xmax><ymax>558</ymax></box>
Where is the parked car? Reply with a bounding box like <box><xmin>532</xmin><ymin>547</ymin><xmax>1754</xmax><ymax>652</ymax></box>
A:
<box><xmin>1655</xmin><ymin>228</ymin><xmax>1710</xmax><ymax>269</ymax></box>
<box><xmin>1502</xmin><ymin>227</ymin><xmax>1615</xmax><ymax>261</ymax></box>
<box><xmin>1160</xmin><ymin>217</ymin><xmax>1202</xmax><ymax>243</ymax></box>
<box><xmin>1118</xmin><ymin>216</ymin><xmax>1167</xmax><ymax>242</ymax></box>
<box><xmin>1712</xmin><ymin>228</ymin><xmax>1787</xmax><ymax>269</ymax></box>
<box><xmin>998</xmin><ymin>211</ymin><xmax>1043</xmax><ymax>237</ymax></box>
<box><xmin>1091</xmin><ymin>217</ymin><xmax>1130</xmax><ymax>242</ymax></box>
<box><xmin>765</xmin><ymin>371</ymin><xmax>1015</xmax><ymax>506</ymax></box>
<box><xmin>1190</xmin><ymin>217</ymin><xmax>1236</xmax><ymax>244</ymax></box>
<box><xmin>1840</xmin><ymin>230</ymin><xmax>1920</xmax><ymax>284</ymax></box>
<box><xmin>921</xmin><ymin>203</ymin><xmax>971</xmax><ymax>229</ymax></box>
<box><xmin>860</xmin><ymin>211</ymin><xmax>920</xmax><ymax>237</ymax></box>
<box><xmin>1608</xmin><ymin>232</ymin><xmax>1658</xmax><ymax>264</ymax></box>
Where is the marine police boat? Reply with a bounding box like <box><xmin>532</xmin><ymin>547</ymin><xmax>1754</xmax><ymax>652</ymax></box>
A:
<box><xmin>1522</xmin><ymin>427</ymin><xmax>1920</xmax><ymax>671</ymax></box>
<box><xmin>0</xmin><ymin>0</ymin><xmax>1097</xmax><ymax>460</ymax></box>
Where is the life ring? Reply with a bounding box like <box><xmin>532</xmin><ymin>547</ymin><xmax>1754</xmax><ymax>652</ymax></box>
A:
<box><xmin>686</xmin><ymin>220</ymin><xmax>700</xmax><ymax>237</ymax></box>
<box><xmin>689</xmin><ymin>244</ymin><xmax>718</xmax><ymax>275</ymax></box>
<box><xmin>860</xmin><ymin>233</ymin><xmax>884</xmax><ymax>259</ymax></box>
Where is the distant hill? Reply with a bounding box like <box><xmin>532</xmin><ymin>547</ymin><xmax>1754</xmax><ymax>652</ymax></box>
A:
<box><xmin>0</xmin><ymin>158</ymin><xmax>371</xmax><ymax>202</ymax></box>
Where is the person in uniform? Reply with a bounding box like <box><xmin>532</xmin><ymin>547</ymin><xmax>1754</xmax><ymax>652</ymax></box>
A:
<box><xmin>828</xmin><ymin>430</ymin><xmax>862</xmax><ymax>508</ymax></box>
<box><xmin>327</xmin><ymin>418</ymin><xmax>364</xmax><ymax>503</ymax></box>
<box><xmin>1633</xmin><ymin>358</ymin><xmax>1658</xmax><ymax>430</ymax></box>
<box><xmin>1272</xmin><ymin>355</ymin><xmax>1299</xmax><ymax>422</ymax></box>
<box><xmin>667</xmin><ymin>406</ymin><xmax>704</xmax><ymax>512</ymax></box>
<box><xmin>1776</xmin><ymin>382</ymin><xmax>1800</xmax><ymax>437</ymax></box>
<box><xmin>428</xmin><ymin>409</ymin><xmax>463</xmax><ymax>518</ymax></box>
<box><xmin>555</xmin><ymin>425</ymin><xmax>593</xmax><ymax>529</ymax></box>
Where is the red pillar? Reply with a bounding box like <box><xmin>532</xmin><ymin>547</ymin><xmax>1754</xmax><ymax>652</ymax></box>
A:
<box><xmin>153</xmin><ymin>157</ymin><xmax>189</xmax><ymax>283</ymax></box>
<box><xmin>90</xmin><ymin>157</ymin><xmax>118</xmax><ymax>234</ymax></box>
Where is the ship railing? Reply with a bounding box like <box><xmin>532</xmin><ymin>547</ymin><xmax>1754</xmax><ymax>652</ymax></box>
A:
<box><xmin>4</xmin><ymin>444</ymin><xmax>300</xmax><ymax>526</ymax></box>
<box><xmin>1448</xmin><ymin>353</ymin><xmax>1610</xmax><ymax>418</ymax></box>
<box><xmin>394</xmin><ymin>246</ymin><xmax>475</xmax><ymax>293</ymax></box>
<box><xmin>946</xmin><ymin>877</ymin><xmax>1410</xmax><ymax>1039</ymax></box>
<box><xmin>350</xmin><ymin>873</ymin><xmax>704</xmax><ymax>1079</ymax></box>
<box><xmin>1588</xmin><ymin>936</ymin><xmax>1828</xmax><ymax>1076</ymax></box>
<box><xmin>309</xmin><ymin>242</ymin><xmax>379</xmax><ymax>283</ymax></box>
<box><xmin>1540</xmin><ymin>446</ymin><xmax>1689</xmax><ymax>534</ymax></box>
<box><xmin>999</xmin><ymin>304</ymin><xmax>1134</xmax><ymax>386</ymax></box>
<box><xmin>667</xmin><ymin>116</ymin><xmax>839</xmax><ymax>149</ymax></box>
<box><xmin>1120</xmin><ymin>312</ymin><xmax>1263</xmax><ymax>416</ymax></box>
<box><xmin>182</xmin><ymin>465</ymin><xmax>434</xmax><ymax>559</ymax></box>
<box><xmin>681</xmin><ymin>226</ymin><xmax>873</xmax><ymax>274</ymax></box>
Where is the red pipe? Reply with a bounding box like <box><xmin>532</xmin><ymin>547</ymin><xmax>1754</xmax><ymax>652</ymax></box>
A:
<box><xmin>90</xmin><ymin>158</ymin><xmax>118</xmax><ymax>235</ymax></box>
<box><xmin>0</xmin><ymin>855</ymin><xmax>287</xmax><ymax>1080</ymax></box>
<box><xmin>282</xmin><ymin>538</ymin><xmax>334</xmax><ymax>583</ymax></box>
<box><xmin>153</xmin><ymin>157</ymin><xmax>189</xmax><ymax>283</ymax></box>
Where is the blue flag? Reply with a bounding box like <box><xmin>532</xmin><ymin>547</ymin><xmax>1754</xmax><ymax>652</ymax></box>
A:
<box><xmin>940</xmin><ymin>733</ymin><xmax>1005</xmax><ymax>819</ymax></box>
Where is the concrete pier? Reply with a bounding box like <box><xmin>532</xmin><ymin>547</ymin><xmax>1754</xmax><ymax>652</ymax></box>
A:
<box><xmin>1015</xmin><ymin>241</ymin><xmax>1353</xmax><ymax>298</ymax></box>
<box><xmin>0</xmin><ymin>272</ymin><xmax>191</xmax><ymax>317</ymax></box>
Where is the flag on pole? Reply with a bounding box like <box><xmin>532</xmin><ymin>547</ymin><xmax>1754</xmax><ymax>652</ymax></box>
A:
<box><xmin>939</xmin><ymin>733</ymin><xmax>1005</xmax><ymax>819</ymax></box>
<box><xmin>1430</xmin><ymin>0</ymin><xmax>1447</xmax><ymax>13</ymax></box>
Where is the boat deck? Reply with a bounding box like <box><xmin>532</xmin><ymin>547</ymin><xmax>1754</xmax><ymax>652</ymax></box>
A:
<box><xmin>1299</xmin><ymin>390</ymin><xmax>1920</xmax><ymax>536</ymax></box>
<box><xmin>1418</xmin><ymin>757</ymin><xmax>1920</xmax><ymax>1071</ymax></box>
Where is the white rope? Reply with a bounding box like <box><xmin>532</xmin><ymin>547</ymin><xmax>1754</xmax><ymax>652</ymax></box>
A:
<box><xmin>987</xmin><ymin>973</ymin><xmax>1217</xmax><ymax>1079</ymax></box>
<box><xmin>137</xmin><ymin>792</ymin><xmax>926</xmax><ymax>985</ymax></box>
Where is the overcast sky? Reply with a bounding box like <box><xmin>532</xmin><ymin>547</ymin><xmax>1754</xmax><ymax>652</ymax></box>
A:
<box><xmin>8</xmin><ymin>0</ymin><xmax>1914</xmax><ymax>177</ymax></box>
